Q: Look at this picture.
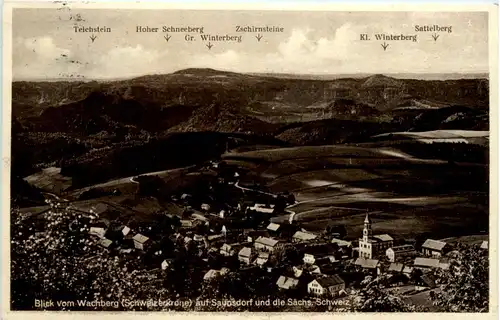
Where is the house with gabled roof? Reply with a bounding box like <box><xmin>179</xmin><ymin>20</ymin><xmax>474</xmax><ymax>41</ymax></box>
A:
<box><xmin>388</xmin><ymin>262</ymin><xmax>404</xmax><ymax>273</ymax></box>
<box><xmin>386</xmin><ymin>244</ymin><xmax>415</xmax><ymax>262</ymax></box>
<box><xmin>133</xmin><ymin>233</ymin><xmax>151</xmax><ymax>250</ymax></box>
<box><xmin>121</xmin><ymin>226</ymin><xmax>131</xmax><ymax>236</ymax></box>
<box><xmin>403</xmin><ymin>265</ymin><xmax>413</xmax><ymax>276</ymax></box>
<box><xmin>276</xmin><ymin>276</ymin><xmax>299</xmax><ymax>290</ymax></box>
<box><xmin>293</xmin><ymin>231</ymin><xmax>318</xmax><ymax>243</ymax></box>
<box><xmin>354</xmin><ymin>257</ymin><xmax>381</xmax><ymax>275</ymax></box>
<box><xmin>99</xmin><ymin>238</ymin><xmax>113</xmax><ymax>249</ymax></box>
<box><xmin>414</xmin><ymin>257</ymin><xmax>440</xmax><ymax>270</ymax></box>
<box><xmin>402</xmin><ymin>265</ymin><xmax>413</xmax><ymax>276</ymax></box>
<box><xmin>331</xmin><ymin>238</ymin><xmax>352</xmax><ymax>248</ymax></box>
<box><xmin>238</xmin><ymin>247</ymin><xmax>255</xmax><ymax>265</ymax></box>
<box><xmin>308</xmin><ymin>275</ymin><xmax>345</xmax><ymax>297</ymax></box>
<box><xmin>292</xmin><ymin>266</ymin><xmax>304</xmax><ymax>278</ymax></box>
<box><xmin>254</xmin><ymin>252</ymin><xmax>270</xmax><ymax>267</ymax></box>
<box><xmin>89</xmin><ymin>227</ymin><xmax>106</xmax><ymax>239</ymax></box>
<box><xmin>421</xmin><ymin>239</ymin><xmax>448</xmax><ymax>258</ymax></box>
<box><xmin>254</xmin><ymin>236</ymin><xmax>281</xmax><ymax>252</ymax></box>
<box><xmin>387</xmin><ymin>273</ymin><xmax>409</xmax><ymax>287</ymax></box>
<box><xmin>480</xmin><ymin>240</ymin><xmax>488</xmax><ymax>250</ymax></box>
<box><xmin>416</xmin><ymin>274</ymin><xmax>437</xmax><ymax>290</ymax></box>
<box><xmin>267</xmin><ymin>222</ymin><xmax>280</xmax><ymax>232</ymax></box>
<box><xmin>301</xmin><ymin>243</ymin><xmax>338</xmax><ymax>265</ymax></box>
<box><xmin>203</xmin><ymin>269</ymin><xmax>220</xmax><ymax>281</ymax></box>
<box><xmin>220</xmin><ymin>243</ymin><xmax>236</xmax><ymax>256</ymax></box>
<box><xmin>373</xmin><ymin>234</ymin><xmax>394</xmax><ymax>242</ymax></box>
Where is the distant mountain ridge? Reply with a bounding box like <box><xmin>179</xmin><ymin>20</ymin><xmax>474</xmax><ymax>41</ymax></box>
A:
<box><xmin>12</xmin><ymin>68</ymin><xmax>489</xmax><ymax>139</ymax></box>
<box><xmin>248</xmin><ymin>71</ymin><xmax>489</xmax><ymax>81</ymax></box>
<box><xmin>15</xmin><ymin>70</ymin><xmax>489</xmax><ymax>82</ymax></box>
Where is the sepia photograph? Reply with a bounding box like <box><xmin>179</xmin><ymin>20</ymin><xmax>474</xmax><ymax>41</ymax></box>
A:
<box><xmin>3</xmin><ymin>3</ymin><xmax>497</xmax><ymax>316</ymax></box>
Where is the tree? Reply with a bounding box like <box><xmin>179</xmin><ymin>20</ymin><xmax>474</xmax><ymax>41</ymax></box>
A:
<box><xmin>274</xmin><ymin>245</ymin><xmax>301</xmax><ymax>265</ymax></box>
<box><xmin>11</xmin><ymin>200</ymin><xmax>173</xmax><ymax>310</ymax></box>
<box><xmin>431</xmin><ymin>244</ymin><xmax>489</xmax><ymax>312</ymax></box>
<box><xmin>410</xmin><ymin>268</ymin><xmax>423</xmax><ymax>284</ymax></box>
<box><xmin>339</xmin><ymin>277</ymin><xmax>421</xmax><ymax>312</ymax></box>
<box><xmin>326</xmin><ymin>224</ymin><xmax>348</xmax><ymax>238</ymax></box>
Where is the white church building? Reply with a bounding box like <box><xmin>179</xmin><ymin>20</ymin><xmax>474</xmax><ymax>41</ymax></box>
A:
<box><xmin>358</xmin><ymin>213</ymin><xmax>394</xmax><ymax>259</ymax></box>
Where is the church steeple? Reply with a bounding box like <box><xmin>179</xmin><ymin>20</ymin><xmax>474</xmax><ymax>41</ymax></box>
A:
<box><xmin>364</xmin><ymin>212</ymin><xmax>371</xmax><ymax>224</ymax></box>
<box><xmin>363</xmin><ymin>212</ymin><xmax>372</xmax><ymax>241</ymax></box>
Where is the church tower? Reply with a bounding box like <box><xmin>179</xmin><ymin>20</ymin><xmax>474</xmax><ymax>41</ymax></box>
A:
<box><xmin>363</xmin><ymin>212</ymin><xmax>372</xmax><ymax>242</ymax></box>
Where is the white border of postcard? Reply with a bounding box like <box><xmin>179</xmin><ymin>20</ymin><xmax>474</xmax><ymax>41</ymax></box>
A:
<box><xmin>1</xmin><ymin>1</ymin><xmax>498</xmax><ymax>320</ymax></box>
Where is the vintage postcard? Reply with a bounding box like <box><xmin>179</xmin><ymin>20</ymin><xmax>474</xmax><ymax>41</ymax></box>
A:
<box><xmin>1</xmin><ymin>1</ymin><xmax>498</xmax><ymax>319</ymax></box>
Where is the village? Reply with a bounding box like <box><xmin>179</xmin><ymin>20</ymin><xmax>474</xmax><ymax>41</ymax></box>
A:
<box><xmin>54</xmin><ymin>160</ymin><xmax>488</xmax><ymax>309</ymax></box>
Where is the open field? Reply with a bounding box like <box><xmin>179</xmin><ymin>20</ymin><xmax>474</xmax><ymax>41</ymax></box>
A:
<box><xmin>226</xmin><ymin>142</ymin><xmax>488</xmax><ymax>241</ymax></box>
<box><xmin>373</xmin><ymin>130</ymin><xmax>489</xmax><ymax>139</ymax></box>
<box><xmin>282</xmin><ymin>202</ymin><xmax>488</xmax><ymax>241</ymax></box>
<box><xmin>223</xmin><ymin>145</ymin><xmax>403</xmax><ymax>162</ymax></box>
<box><xmin>68</xmin><ymin>166</ymin><xmax>198</xmax><ymax>199</ymax></box>
<box><xmin>439</xmin><ymin>234</ymin><xmax>489</xmax><ymax>245</ymax></box>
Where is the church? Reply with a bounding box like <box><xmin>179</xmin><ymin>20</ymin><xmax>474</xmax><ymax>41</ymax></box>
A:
<box><xmin>358</xmin><ymin>213</ymin><xmax>394</xmax><ymax>259</ymax></box>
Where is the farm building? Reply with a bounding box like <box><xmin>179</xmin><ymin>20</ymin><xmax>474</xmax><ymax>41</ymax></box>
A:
<box><xmin>354</xmin><ymin>258</ymin><xmax>381</xmax><ymax>275</ymax></box>
<box><xmin>133</xmin><ymin>233</ymin><xmax>151</xmax><ymax>250</ymax></box>
<box><xmin>203</xmin><ymin>268</ymin><xmax>229</xmax><ymax>281</ymax></box>
<box><xmin>293</xmin><ymin>231</ymin><xmax>318</xmax><ymax>243</ymax></box>
<box><xmin>238</xmin><ymin>247</ymin><xmax>254</xmax><ymax>265</ymax></box>
<box><xmin>248</xmin><ymin>203</ymin><xmax>275</xmax><ymax>214</ymax></box>
<box><xmin>308</xmin><ymin>275</ymin><xmax>345</xmax><ymax>297</ymax></box>
<box><xmin>89</xmin><ymin>227</ymin><xmax>106</xmax><ymax>239</ymax></box>
<box><xmin>388</xmin><ymin>262</ymin><xmax>404</xmax><ymax>273</ymax></box>
<box><xmin>301</xmin><ymin>243</ymin><xmax>338</xmax><ymax>265</ymax></box>
<box><xmin>306</xmin><ymin>264</ymin><xmax>322</xmax><ymax>275</ymax></box>
<box><xmin>480</xmin><ymin>240</ymin><xmax>488</xmax><ymax>250</ymax></box>
<box><xmin>266</xmin><ymin>222</ymin><xmax>281</xmax><ymax>235</ymax></box>
<box><xmin>421</xmin><ymin>239</ymin><xmax>448</xmax><ymax>258</ymax></box>
<box><xmin>255</xmin><ymin>252</ymin><xmax>270</xmax><ymax>267</ymax></box>
<box><xmin>386</xmin><ymin>244</ymin><xmax>415</xmax><ymax>262</ymax></box>
<box><xmin>416</xmin><ymin>274</ymin><xmax>437</xmax><ymax>290</ymax></box>
<box><xmin>220</xmin><ymin>243</ymin><xmax>237</xmax><ymax>256</ymax></box>
<box><xmin>121</xmin><ymin>226</ymin><xmax>131</xmax><ymax>236</ymax></box>
<box><xmin>291</xmin><ymin>266</ymin><xmax>304</xmax><ymax>278</ymax></box>
<box><xmin>193</xmin><ymin>234</ymin><xmax>204</xmax><ymax>242</ymax></box>
<box><xmin>276</xmin><ymin>276</ymin><xmax>299</xmax><ymax>290</ymax></box>
<box><xmin>203</xmin><ymin>269</ymin><xmax>220</xmax><ymax>281</ymax></box>
<box><xmin>267</xmin><ymin>222</ymin><xmax>280</xmax><ymax>232</ymax></box>
<box><xmin>245</xmin><ymin>230</ymin><xmax>270</xmax><ymax>243</ymax></box>
<box><xmin>254</xmin><ymin>236</ymin><xmax>281</xmax><ymax>252</ymax></box>
<box><xmin>403</xmin><ymin>265</ymin><xmax>413</xmax><ymax>276</ymax></box>
<box><xmin>99</xmin><ymin>238</ymin><xmax>113</xmax><ymax>249</ymax></box>
<box><xmin>414</xmin><ymin>257</ymin><xmax>440</xmax><ymax>270</ymax></box>
<box><xmin>180</xmin><ymin>220</ymin><xmax>194</xmax><ymax>228</ymax></box>
<box><xmin>331</xmin><ymin>238</ymin><xmax>353</xmax><ymax>248</ymax></box>
<box><xmin>373</xmin><ymin>234</ymin><xmax>394</xmax><ymax>243</ymax></box>
<box><xmin>303</xmin><ymin>253</ymin><xmax>317</xmax><ymax>265</ymax></box>
<box><xmin>387</xmin><ymin>273</ymin><xmax>409</xmax><ymax>287</ymax></box>
<box><xmin>207</xmin><ymin>234</ymin><xmax>224</xmax><ymax>243</ymax></box>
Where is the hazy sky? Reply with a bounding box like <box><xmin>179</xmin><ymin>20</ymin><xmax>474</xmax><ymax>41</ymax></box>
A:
<box><xmin>12</xmin><ymin>9</ymin><xmax>489</xmax><ymax>80</ymax></box>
